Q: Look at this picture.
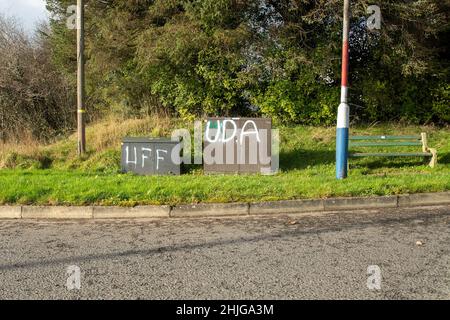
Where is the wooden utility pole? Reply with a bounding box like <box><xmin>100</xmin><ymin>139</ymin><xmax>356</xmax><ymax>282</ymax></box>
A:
<box><xmin>77</xmin><ymin>0</ymin><xmax>86</xmax><ymax>155</ymax></box>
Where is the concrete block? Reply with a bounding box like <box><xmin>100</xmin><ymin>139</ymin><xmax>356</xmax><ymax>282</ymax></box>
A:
<box><xmin>249</xmin><ymin>199</ymin><xmax>324</xmax><ymax>215</ymax></box>
<box><xmin>324</xmin><ymin>196</ymin><xmax>398</xmax><ymax>211</ymax></box>
<box><xmin>398</xmin><ymin>192</ymin><xmax>450</xmax><ymax>207</ymax></box>
<box><xmin>93</xmin><ymin>206</ymin><xmax>170</xmax><ymax>219</ymax></box>
<box><xmin>0</xmin><ymin>206</ymin><xmax>22</xmax><ymax>219</ymax></box>
<box><xmin>171</xmin><ymin>203</ymin><xmax>249</xmax><ymax>218</ymax></box>
<box><xmin>22</xmin><ymin>206</ymin><xmax>93</xmax><ymax>219</ymax></box>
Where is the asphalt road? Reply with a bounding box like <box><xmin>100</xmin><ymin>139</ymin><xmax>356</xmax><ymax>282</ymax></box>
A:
<box><xmin>0</xmin><ymin>206</ymin><xmax>449</xmax><ymax>300</ymax></box>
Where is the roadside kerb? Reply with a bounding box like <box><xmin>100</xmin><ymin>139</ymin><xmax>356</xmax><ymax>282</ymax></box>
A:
<box><xmin>21</xmin><ymin>206</ymin><xmax>93</xmax><ymax>219</ymax></box>
<box><xmin>398</xmin><ymin>192</ymin><xmax>450</xmax><ymax>207</ymax></box>
<box><xmin>249</xmin><ymin>199</ymin><xmax>324</xmax><ymax>215</ymax></box>
<box><xmin>324</xmin><ymin>195</ymin><xmax>398</xmax><ymax>211</ymax></box>
<box><xmin>0</xmin><ymin>206</ymin><xmax>21</xmax><ymax>219</ymax></box>
<box><xmin>93</xmin><ymin>206</ymin><xmax>170</xmax><ymax>219</ymax></box>
<box><xmin>0</xmin><ymin>192</ymin><xmax>448</xmax><ymax>220</ymax></box>
<box><xmin>171</xmin><ymin>203</ymin><xmax>249</xmax><ymax>218</ymax></box>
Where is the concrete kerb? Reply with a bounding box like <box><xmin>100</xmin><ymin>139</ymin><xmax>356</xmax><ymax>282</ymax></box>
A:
<box><xmin>93</xmin><ymin>206</ymin><xmax>170</xmax><ymax>219</ymax></box>
<box><xmin>171</xmin><ymin>203</ymin><xmax>249</xmax><ymax>218</ymax></box>
<box><xmin>21</xmin><ymin>206</ymin><xmax>93</xmax><ymax>219</ymax></box>
<box><xmin>324</xmin><ymin>195</ymin><xmax>398</xmax><ymax>211</ymax></box>
<box><xmin>0</xmin><ymin>206</ymin><xmax>21</xmax><ymax>219</ymax></box>
<box><xmin>0</xmin><ymin>192</ymin><xmax>449</xmax><ymax>220</ymax></box>
<box><xmin>398</xmin><ymin>192</ymin><xmax>450</xmax><ymax>207</ymax></box>
<box><xmin>249</xmin><ymin>199</ymin><xmax>324</xmax><ymax>215</ymax></box>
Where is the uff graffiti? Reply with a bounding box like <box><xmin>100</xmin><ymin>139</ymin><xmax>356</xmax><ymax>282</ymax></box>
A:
<box><xmin>121</xmin><ymin>138</ymin><xmax>181</xmax><ymax>176</ymax></box>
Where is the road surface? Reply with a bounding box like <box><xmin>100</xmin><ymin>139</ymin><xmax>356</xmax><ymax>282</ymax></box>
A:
<box><xmin>0</xmin><ymin>206</ymin><xmax>449</xmax><ymax>299</ymax></box>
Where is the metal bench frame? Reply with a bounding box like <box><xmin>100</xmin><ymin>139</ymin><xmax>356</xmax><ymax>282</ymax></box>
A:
<box><xmin>349</xmin><ymin>132</ymin><xmax>437</xmax><ymax>168</ymax></box>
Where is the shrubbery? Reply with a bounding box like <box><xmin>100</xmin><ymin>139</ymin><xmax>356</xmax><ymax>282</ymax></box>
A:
<box><xmin>1</xmin><ymin>1</ymin><xmax>449</xmax><ymax>143</ymax></box>
<box><xmin>0</xmin><ymin>15</ymin><xmax>75</xmax><ymax>142</ymax></box>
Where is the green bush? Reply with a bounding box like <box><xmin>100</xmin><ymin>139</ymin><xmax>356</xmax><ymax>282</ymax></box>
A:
<box><xmin>432</xmin><ymin>84</ymin><xmax>450</xmax><ymax>123</ymax></box>
<box><xmin>39</xmin><ymin>0</ymin><xmax>450</xmax><ymax>129</ymax></box>
<box><xmin>4</xmin><ymin>152</ymin><xmax>52</xmax><ymax>169</ymax></box>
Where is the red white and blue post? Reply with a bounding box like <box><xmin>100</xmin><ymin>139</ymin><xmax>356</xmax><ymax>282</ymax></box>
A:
<box><xmin>336</xmin><ymin>0</ymin><xmax>350</xmax><ymax>179</ymax></box>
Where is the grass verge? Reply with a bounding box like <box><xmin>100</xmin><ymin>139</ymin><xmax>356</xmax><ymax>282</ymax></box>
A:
<box><xmin>0</xmin><ymin>118</ymin><xmax>449</xmax><ymax>206</ymax></box>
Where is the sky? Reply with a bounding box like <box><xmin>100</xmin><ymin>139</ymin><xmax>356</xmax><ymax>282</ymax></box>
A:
<box><xmin>0</xmin><ymin>0</ymin><xmax>49</xmax><ymax>33</ymax></box>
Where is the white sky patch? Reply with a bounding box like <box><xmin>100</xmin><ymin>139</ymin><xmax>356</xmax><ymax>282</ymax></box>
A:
<box><xmin>0</xmin><ymin>0</ymin><xmax>49</xmax><ymax>33</ymax></box>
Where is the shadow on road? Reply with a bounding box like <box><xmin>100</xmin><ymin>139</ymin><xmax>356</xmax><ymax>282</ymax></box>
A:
<box><xmin>0</xmin><ymin>207</ymin><xmax>448</xmax><ymax>272</ymax></box>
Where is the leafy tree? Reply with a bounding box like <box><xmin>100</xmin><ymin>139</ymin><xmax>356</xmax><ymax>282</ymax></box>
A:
<box><xmin>44</xmin><ymin>0</ymin><xmax>449</xmax><ymax>124</ymax></box>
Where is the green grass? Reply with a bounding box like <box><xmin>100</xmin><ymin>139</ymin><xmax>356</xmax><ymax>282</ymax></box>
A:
<box><xmin>0</xmin><ymin>122</ymin><xmax>449</xmax><ymax>206</ymax></box>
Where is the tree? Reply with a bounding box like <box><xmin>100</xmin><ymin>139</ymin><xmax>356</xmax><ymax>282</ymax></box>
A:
<box><xmin>45</xmin><ymin>0</ymin><xmax>449</xmax><ymax>124</ymax></box>
<box><xmin>0</xmin><ymin>14</ymin><xmax>74</xmax><ymax>141</ymax></box>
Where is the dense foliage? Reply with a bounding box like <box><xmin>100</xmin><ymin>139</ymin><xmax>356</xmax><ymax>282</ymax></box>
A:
<box><xmin>2</xmin><ymin>1</ymin><xmax>448</xmax><ymax>142</ymax></box>
<box><xmin>0</xmin><ymin>15</ymin><xmax>75</xmax><ymax>141</ymax></box>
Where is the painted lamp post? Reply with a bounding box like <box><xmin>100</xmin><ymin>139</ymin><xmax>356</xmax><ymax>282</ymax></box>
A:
<box><xmin>336</xmin><ymin>0</ymin><xmax>351</xmax><ymax>179</ymax></box>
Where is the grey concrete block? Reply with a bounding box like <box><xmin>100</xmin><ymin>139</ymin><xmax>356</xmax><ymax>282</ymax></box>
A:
<box><xmin>0</xmin><ymin>206</ymin><xmax>22</xmax><ymax>219</ymax></box>
<box><xmin>22</xmin><ymin>206</ymin><xmax>93</xmax><ymax>219</ymax></box>
<box><xmin>171</xmin><ymin>203</ymin><xmax>249</xmax><ymax>218</ymax></box>
<box><xmin>324</xmin><ymin>196</ymin><xmax>398</xmax><ymax>211</ymax></box>
<box><xmin>93</xmin><ymin>206</ymin><xmax>170</xmax><ymax>219</ymax></box>
<box><xmin>249</xmin><ymin>199</ymin><xmax>324</xmax><ymax>215</ymax></box>
<box><xmin>398</xmin><ymin>192</ymin><xmax>450</xmax><ymax>207</ymax></box>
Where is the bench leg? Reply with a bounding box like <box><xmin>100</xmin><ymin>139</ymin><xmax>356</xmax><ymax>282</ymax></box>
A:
<box><xmin>428</xmin><ymin>148</ymin><xmax>437</xmax><ymax>168</ymax></box>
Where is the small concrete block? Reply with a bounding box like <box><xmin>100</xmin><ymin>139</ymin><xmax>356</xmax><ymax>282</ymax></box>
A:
<box><xmin>324</xmin><ymin>196</ymin><xmax>398</xmax><ymax>211</ymax></box>
<box><xmin>22</xmin><ymin>206</ymin><xmax>93</xmax><ymax>219</ymax></box>
<box><xmin>171</xmin><ymin>203</ymin><xmax>249</xmax><ymax>218</ymax></box>
<box><xmin>93</xmin><ymin>206</ymin><xmax>170</xmax><ymax>219</ymax></box>
<box><xmin>398</xmin><ymin>192</ymin><xmax>450</xmax><ymax>207</ymax></box>
<box><xmin>0</xmin><ymin>206</ymin><xmax>21</xmax><ymax>219</ymax></box>
<box><xmin>249</xmin><ymin>199</ymin><xmax>324</xmax><ymax>215</ymax></box>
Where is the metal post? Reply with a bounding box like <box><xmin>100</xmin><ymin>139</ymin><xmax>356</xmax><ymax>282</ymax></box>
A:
<box><xmin>77</xmin><ymin>0</ymin><xmax>86</xmax><ymax>155</ymax></box>
<box><xmin>336</xmin><ymin>0</ymin><xmax>350</xmax><ymax>179</ymax></box>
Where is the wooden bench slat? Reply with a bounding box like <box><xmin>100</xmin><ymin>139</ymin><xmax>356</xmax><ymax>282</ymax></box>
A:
<box><xmin>350</xmin><ymin>152</ymin><xmax>432</xmax><ymax>158</ymax></box>
<box><xmin>349</xmin><ymin>142</ymin><xmax>423</xmax><ymax>147</ymax></box>
<box><xmin>350</xmin><ymin>135</ymin><xmax>421</xmax><ymax>140</ymax></box>
<box><xmin>348</xmin><ymin>132</ymin><xmax>437</xmax><ymax>168</ymax></box>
